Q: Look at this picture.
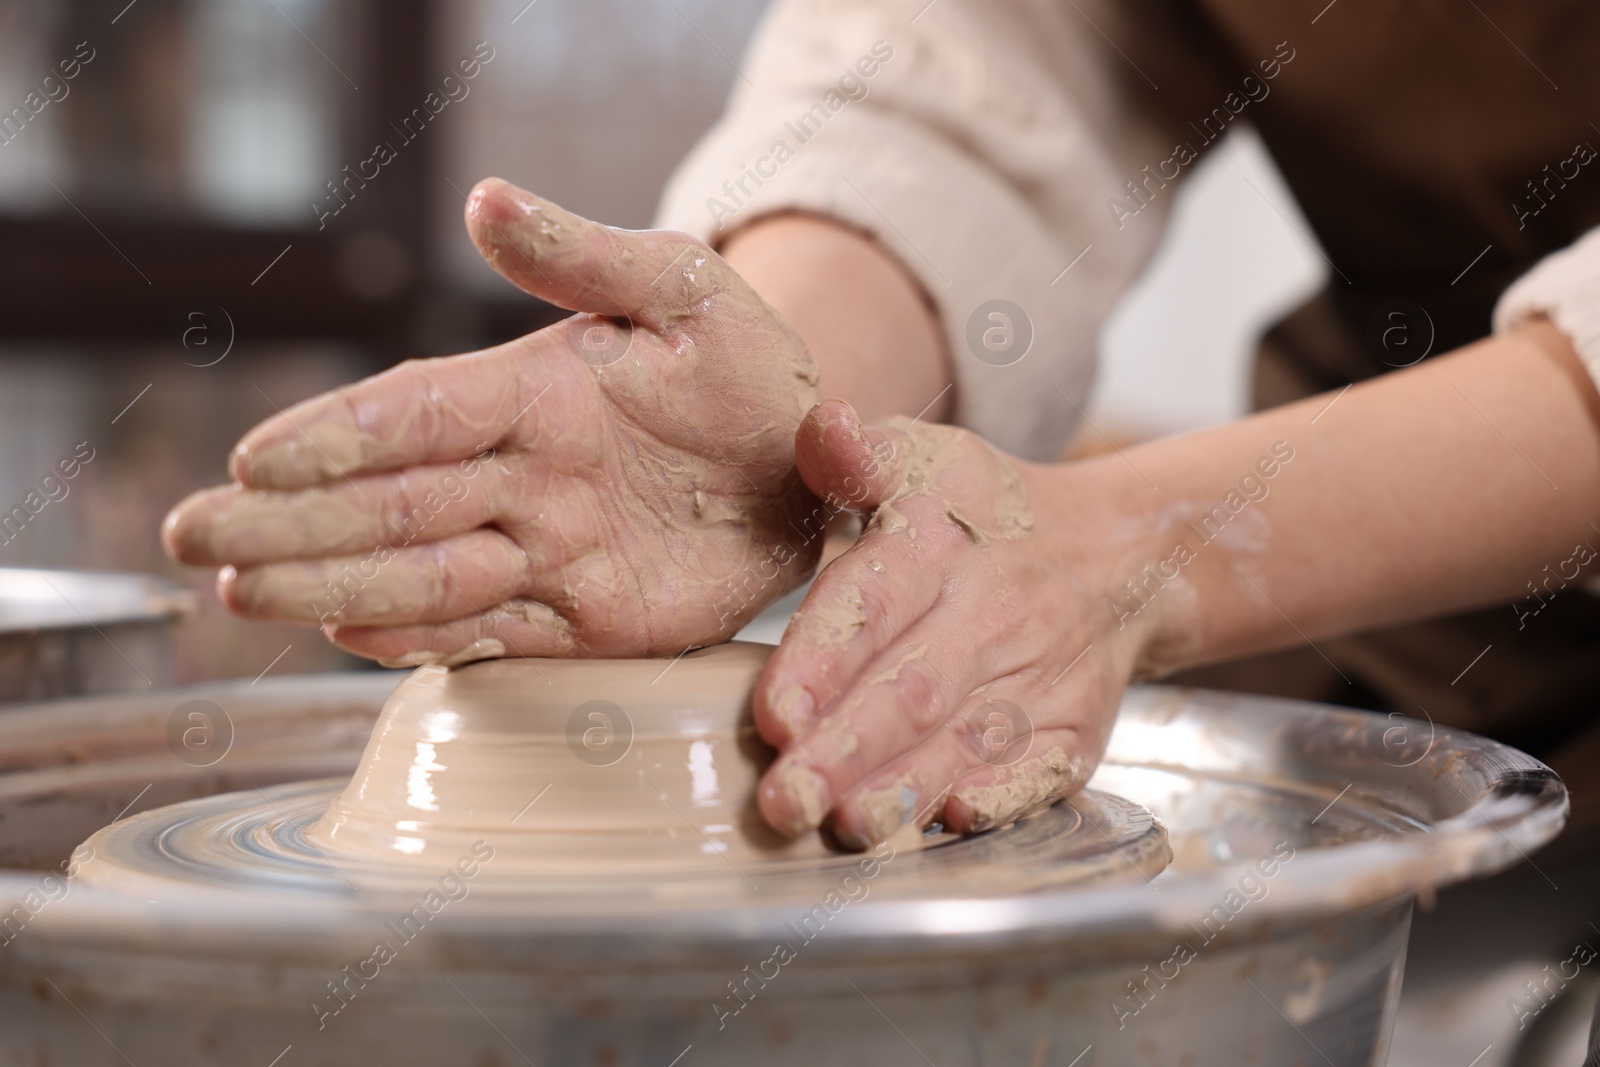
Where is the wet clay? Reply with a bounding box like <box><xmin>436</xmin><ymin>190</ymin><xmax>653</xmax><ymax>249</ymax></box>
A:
<box><xmin>377</xmin><ymin>637</ymin><xmax>508</xmax><ymax>670</ymax></box>
<box><xmin>70</xmin><ymin>642</ymin><xmax>1170</xmax><ymax>903</ymax></box>
<box><xmin>298</xmin><ymin>643</ymin><xmax>843</xmax><ymax>871</ymax></box>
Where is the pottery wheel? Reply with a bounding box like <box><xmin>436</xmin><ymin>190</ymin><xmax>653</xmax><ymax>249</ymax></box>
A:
<box><xmin>74</xmin><ymin>643</ymin><xmax>1169</xmax><ymax>907</ymax></box>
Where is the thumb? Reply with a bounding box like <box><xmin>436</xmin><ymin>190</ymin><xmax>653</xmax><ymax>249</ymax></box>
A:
<box><xmin>464</xmin><ymin>177</ymin><xmax>724</xmax><ymax>330</ymax></box>
<box><xmin>794</xmin><ymin>400</ymin><xmax>909</xmax><ymax>511</ymax></box>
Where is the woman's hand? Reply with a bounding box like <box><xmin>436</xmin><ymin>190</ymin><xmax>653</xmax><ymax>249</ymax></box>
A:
<box><xmin>163</xmin><ymin>178</ymin><xmax>824</xmax><ymax>664</ymax></box>
<box><xmin>753</xmin><ymin>400</ymin><xmax>1168</xmax><ymax>844</ymax></box>
<box><xmin>754</xmin><ymin>320</ymin><xmax>1600</xmax><ymax>847</ymax></box>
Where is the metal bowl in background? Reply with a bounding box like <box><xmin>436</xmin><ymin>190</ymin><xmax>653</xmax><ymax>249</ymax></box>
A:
<box><xmin>0</xmin><ymin>568</ymin><xmax>194</xmax><ymax>703</ymax></box>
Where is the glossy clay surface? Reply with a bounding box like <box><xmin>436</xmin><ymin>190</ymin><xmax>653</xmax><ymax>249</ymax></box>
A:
<box><xmin>74</xmin><ymin>643</ymin><xmax>1171</xmax><ymax>903</ymax></box>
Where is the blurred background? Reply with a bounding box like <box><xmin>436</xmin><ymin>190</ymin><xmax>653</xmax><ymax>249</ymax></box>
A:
<box><xmin>0</xmin><ymin>0</ymin><xmax>1323</xmax><ymax>684</ymax></box>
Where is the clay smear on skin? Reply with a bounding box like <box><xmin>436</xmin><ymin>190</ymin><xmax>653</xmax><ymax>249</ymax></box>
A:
<box><xmin>854</xmin><ymin>778</ymin><xmax>923</xmax><ymax>844</ymax></box>
<box><xmin>779</xmin><ymin>643</ymin><xmax>930</xmax><ymax>837</ymax></box>
<box><xmin>238</xmin><ymin>368</ymin><xmax>516</xmax><ymax>488</ymax></box>
<box><xmin>240</xmin><ymin>421</ymin><xmax>367</xmax><ymax>486</ymax></box>
<box><xmin>796</xmin><ymin>419</ymin><xmax>1033</xmax><ymax>653</ymax></box>
<box><xmin>863</xmin><ymin>641</ymin><xmax>929</xmax><ymax>687</ymax></box>
<box><xmin>845</xmin><ymin>775</ymin><xmax>963</xmax><ymax>849</ymax></box>
<box><xmin>367</xmin><ymin>598</ymin><xmax>578</xmax><ymax>668</ymax></box>
<box><xmin>237</xmin><ymin>326</ymin><xmax>815</xmax><ymax>663</ymax></box>
<box><xmin>782</xmin><ymin>767</ymin><xmax>831</xmax><ymax>831</ymax></box>
<box><xmin>865</xmin><ymin>417</ymin><xmax>1033</xmax><ymax>545</ymax></box>
<box><xmin>776</xmin><ymin>423</ymin><xmax>1038</xmax><ymax>832</ymax></box>
<box><xmin>788</xmin><ymin>588</ymin><xmax>867</xmax><ymax>650</ymax></box>
<box><xmin>1121</xmin><ymin>500</ymin><xmax>1277</xmax><ymax>676</ymax></box>
<box><xmin>198</xmin><ymin>487</ymin><xmax>374</xmax><ymax>562</ymax></box>
<box><xmin>210</xmin><ymin>190</ymin><xmax>825</xmax><ymax>666</ymax></box>
<box><xmin>954</xmin><ymin>746</ymin><xmax>1087</xmax><ymax>834</ymax></box>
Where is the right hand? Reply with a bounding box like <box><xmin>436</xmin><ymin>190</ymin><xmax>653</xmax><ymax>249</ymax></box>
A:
<box><xmin>162</xmin><ymin>179</ymin><xmax>824</xmax><ymax>664</ymax></box>
<box><xmin>748</xmin><ymin>402</ymin><xmax>1169</xmax><ymax>846</ymax></box>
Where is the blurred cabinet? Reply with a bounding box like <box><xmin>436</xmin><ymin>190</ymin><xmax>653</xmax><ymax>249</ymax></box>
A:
<box><xmin>0</xmin><ymin>0</ymin><xmax>345</xmax><ymax>226</ymax></box>
<box><xmin>0</xmin><ymin>0</ymin><xmax>435</xmax><ymax>348</ymax></box>
<box><xmin>0</xmin><ymin>0</ymin><xmax>770</xmax><ymax>354</ymax></box>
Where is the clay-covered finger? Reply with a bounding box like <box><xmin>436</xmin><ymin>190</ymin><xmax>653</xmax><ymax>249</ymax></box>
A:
<box><xmin>942</xmin><ymin>726</ymin><xmax>1097</xmax><ymax>835</ymax></box>
<box><xmin>757</xmin><ymin>621</ymin><xmax>986</xmax><ymax>837</ymax></box>
<box><xmin>828</xmin><ymin>728</ymin><xmax>983</xmax><ymax>848</ymax></box>
<box><xmin>465</xmin><ymin>177</ymin><xmax>736</xmax><ymax>330</ymax></box>
<box><xmin>940</xmin><ymin>660</ymin><xmax>1118</xmax><ymax>835</ymax></box>
<box><xmin>229</xmin><ymin>344</ymin><xmax>565</xmax><ymax>489</ymax></box>
<box><xmin>750</xmin><ymin>398</ymin><xmax>932</xmax><ymax>746</ymax></box>
<box><xmin>161</xmin><ymin>459</ymin><xmax>509</xmax><ymax>567</ymax></box>
<box><xmin>326</xmin><ymin>598</ymin><xmax>575</xmax><ymax>666</ymax></box>
<box><xmin>793</xmin><ymin>399</ymin><xmax>907</xmax><ymax>509</ymax></box>
<box><xmin>753</xmin><ymin>532</ymin><xmax>941</xmax><ymax>749</ymax></box>
<box><xmin>828</xmin><ymin>674</ymin><xmax>1074</xmax><ymax>846</ymax></box>
<box><xmin>219</xmin><ymin>528</ymin><xmax>547</xmax><ymax>626</ymax></box>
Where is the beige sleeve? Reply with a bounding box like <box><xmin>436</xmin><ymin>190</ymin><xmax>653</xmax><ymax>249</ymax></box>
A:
<box><xmin>654</xmin><ymin>0</ymin><xmax>1172</xmax><ymax>461</ymax></box>
<box><xmin>1493</xmin><ymin>226</ymin><xmax>1600</xmax><ymax>395</ymax></box>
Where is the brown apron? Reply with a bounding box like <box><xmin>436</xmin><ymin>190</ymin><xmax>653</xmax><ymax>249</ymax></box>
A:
<box><xmin>1096</xmin><ymin>0</ymin><xmax>1600</xmax><ymax>851</ymax></box>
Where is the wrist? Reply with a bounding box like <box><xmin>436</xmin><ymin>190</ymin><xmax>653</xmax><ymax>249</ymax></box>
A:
<box><xmin>720</xmin><ymin>213</ymin><xmax>951</xmax><ymax>423</ymax></box>
<box><xmin>1030</xmin><ymin>457</ymin><xmax>1188</xmax><ymax>681</ymax></box>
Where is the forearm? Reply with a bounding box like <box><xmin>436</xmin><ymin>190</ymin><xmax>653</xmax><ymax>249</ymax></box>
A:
<box><xmin>1057</xmin><ymin>320</ymin><xmax>1600</xmax><ymax>674</ymax></box>
<box><xmin>720</xmin><ymin>214</ymin><xmax>952</xmax><ymax>423</ymax></box>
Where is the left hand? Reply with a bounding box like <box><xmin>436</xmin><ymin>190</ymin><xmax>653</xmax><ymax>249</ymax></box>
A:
<box><xmin>752</xmin><ymin>400</ymin><xmax>1165</xmax><ymax>845</ymax></box>
<box><xmin>161</xmin><ymin>179</ymin><xmax>824</xmax><ymax>664</ymax></box>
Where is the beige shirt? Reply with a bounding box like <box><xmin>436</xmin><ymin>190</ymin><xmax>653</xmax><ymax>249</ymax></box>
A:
<box><xmin>656</xmin><ymin>0</ymin><xmax>1600</xmax><ymax>460</ymax></box>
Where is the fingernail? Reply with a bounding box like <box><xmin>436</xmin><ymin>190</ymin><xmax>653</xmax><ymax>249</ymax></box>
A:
<box><xmin>215</xmin><ymin>565</ymin><xmax>253</xmax><ymax>618</ymax></box>
<box><xmin>772</xmin><ymin>686</ymin><xmax>815</xmax><ymax>737</ymax></box>
<box><xmin>435</xmin><ymin>638</ymin><xmax>506</xmax><ymax>668</ymax></box>
<box><xmin>215</xmin><ymin>563</ymin><xmax>241</xmax><ymax>603</ymax></box>
<box><xmin>943</xmin><ymin>794</ymin><xmax>983</xmax><ymax>833</ymax></box>
<box><xmin>832</xmin><ymin>825</ymin><xmax>873</xmax><ymax>851</ymax></box>
<box><xmin>378</xmin><ymin>651</ymin><xmax>438</xmax><ymax>669</ymax></box>
<box><xmin>159</xmin><ymin>507</ymin><xmax>183</xmax><ymax>544</ymax></box>
<box><xmin>779</xmin><ymin>766</ymin><xmax>830</xmax><ymax>833</ymax></box>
